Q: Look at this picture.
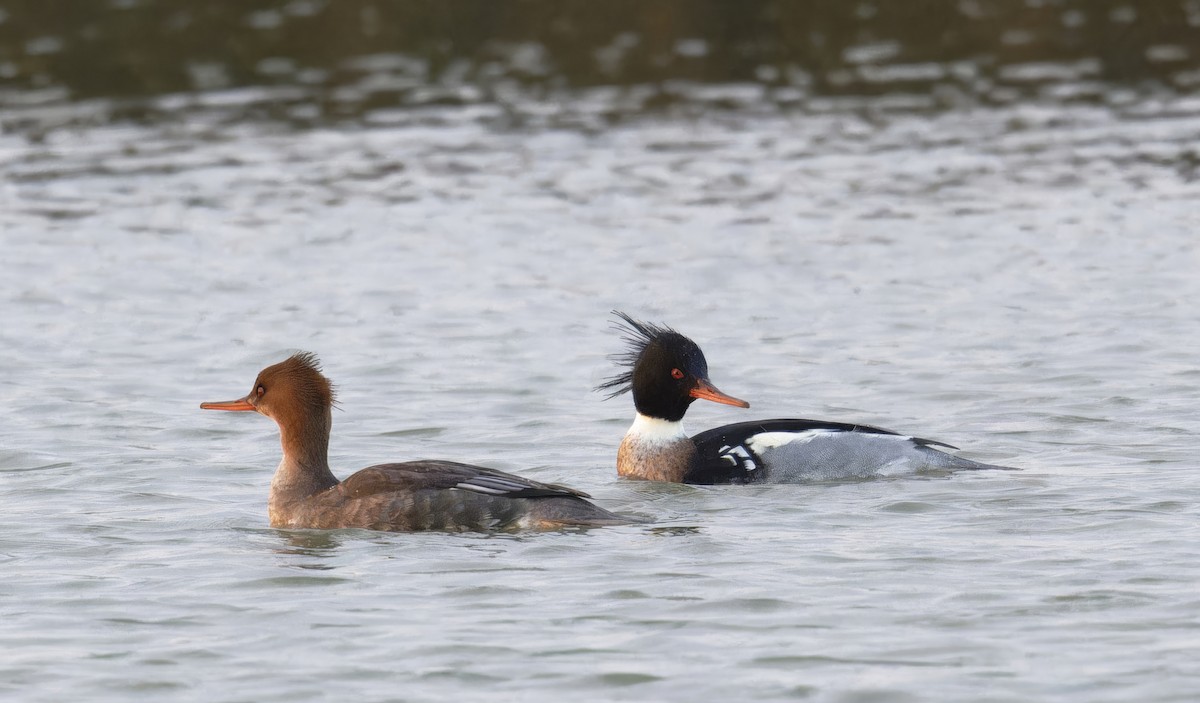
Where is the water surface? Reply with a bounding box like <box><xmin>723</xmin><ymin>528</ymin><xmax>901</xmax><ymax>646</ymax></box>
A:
<box><xmin>2</xmin><ymin>14</ymin><xmax>1200</xmax><ymax>701</ymax></box>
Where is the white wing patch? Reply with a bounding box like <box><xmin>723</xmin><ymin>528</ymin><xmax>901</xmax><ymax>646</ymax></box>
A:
<box><xmin>746</xmin><ymin>430</ymin><xmax>913</xmax><ymax>453</ymax></box>
<box><xmin>717</xmin><ymin>444</ymin><xmax>759</xmax><ymax>472</ymax></box>
<box><xmin>455</xmin><ymin>481</ymin><xmax>509</xmax><ymax>495</ymax></box>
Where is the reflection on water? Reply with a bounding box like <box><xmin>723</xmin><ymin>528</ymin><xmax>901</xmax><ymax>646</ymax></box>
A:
<box><xmin>646</xmin><ymin>526</ymin><xmax>702</xmax><ymax>537</ymax></box>
<box><xmin>273</xmin><ymin>529</ymin><xmax>349</xmax><ymax>555</ymax></box>
<box><xmin>1</xmin><ymin>0</ymin><xmax>1198</xmax><ymax>130</ymax></box>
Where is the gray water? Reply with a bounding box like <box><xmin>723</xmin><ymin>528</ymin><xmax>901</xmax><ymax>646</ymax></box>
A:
<box><xmin>3</xmin><ymin>89</ymin><xmax>1200</xmax><ymax>702</ymax></box>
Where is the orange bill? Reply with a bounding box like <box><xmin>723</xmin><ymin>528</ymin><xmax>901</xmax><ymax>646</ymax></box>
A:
<box><xmin>200</xmin><ymin>397</ymin><xmax>256</xmax><ymax>412</ymax></box>
<box><xmin>689</xmin><ymin>378</ymin><xmax>750</xmax><ymax>408</ymax></box>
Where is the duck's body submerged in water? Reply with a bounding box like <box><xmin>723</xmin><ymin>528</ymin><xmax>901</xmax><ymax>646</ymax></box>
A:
<box><xmin>598</xmin><ymin>313</ymin><xmax>1012</xmax><ymax>484</ymax></box>
<box><xmin>202</xmin><ymin>352</ymin><xmax>635</xmax><ymax>531</ymax></box>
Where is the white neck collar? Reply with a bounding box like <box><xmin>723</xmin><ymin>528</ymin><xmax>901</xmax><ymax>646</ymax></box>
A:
<box><xmin>626</xmin><ymin>413</ymin><xmax>687</xmax><ymax>444</ymax></box>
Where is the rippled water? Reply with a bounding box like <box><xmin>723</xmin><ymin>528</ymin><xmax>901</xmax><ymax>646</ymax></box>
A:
<box><xmin>3</xmin><ymin>88</ymin><xmax>1200</xmax><ymax>701</ymax></box>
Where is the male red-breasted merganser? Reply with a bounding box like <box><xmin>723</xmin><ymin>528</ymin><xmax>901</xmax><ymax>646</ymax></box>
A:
<box><xmin>598</xmin><ymin>312</ymin><xmax>1012</xmax><ymax>483</ymax></box>
<box><xmin>202</xmin><ymin>352</ymin><xmax>637</xmax><ymax>531</ymax></box>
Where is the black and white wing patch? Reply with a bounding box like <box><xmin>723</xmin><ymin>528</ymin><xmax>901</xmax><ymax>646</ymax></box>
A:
<box><xmin>683</xmin><ymin>419</ymin><xmax>954</xmax><ymax>484</ymax></box>
<box><xmin>684</xmin><ymin>440</ymin><xmax>766</xmax><ymax>484</ymax></box>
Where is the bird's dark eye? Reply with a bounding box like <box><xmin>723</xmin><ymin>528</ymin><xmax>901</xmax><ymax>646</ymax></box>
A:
<box><xmin>670</xmin><ymin>368</ymin><xmax>685</xmax><ymax>380</ymax></box>
<box><xmin>256</xmin><ymin>385</ymin><xmax>265</xmax><ymax>397</ymax></box>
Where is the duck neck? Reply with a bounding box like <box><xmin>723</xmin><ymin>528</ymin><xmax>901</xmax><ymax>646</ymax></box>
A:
<box><xmin>270</xmin><ymin>408</ymin><xmax>339</xmax><ymax>510</ymax></box>
<box><xmin>617</xmin><ymin>413</ymin><xmax>695</xmax><ymax>483</ymax></box>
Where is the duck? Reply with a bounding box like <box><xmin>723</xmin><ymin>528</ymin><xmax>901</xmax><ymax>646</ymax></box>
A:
<box><xmin>202</xmin><ymin>352</ymin><xmax>637</xmax><ymax>531</ymax></box>
<box><xmin>597</xmin><ymin>312</ymin><xmax>1012</xmax><ymax>483</ymax></box>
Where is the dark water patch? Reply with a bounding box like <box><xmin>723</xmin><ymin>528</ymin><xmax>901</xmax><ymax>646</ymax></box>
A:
<box><xmin>3</xmin><ymin>1</ymin><xmax>1200</xmax><ymax>132</ymax></box>
<box><xmin>752</xmin><ymin>654</ymin><xmax>949</xmax><ymax>668</ymax></box>
<box><xmin>443</xmin><ymin>584</ymin><xmax>536</xmax><ymax>599</ymax></box>
<box><xmin>646</xmin><ymin>526</ymin><xmax>703</xmax><ymax>536</ymax></box>
<box><xmin>377</xmin><ymin>426</ymin><xmax>445</xmax><ymax>438</ymax></box>
<box><xmin>416</xmin><ymin>669</ymin><xmax>507</xmax><ymax>684</ymax></box>
<box><xmin>102</xmin><ymin>616</ymin><xmax>204</xmax><ymax>628</ymax></box>
<box><xmin>587</xmin><ymin>672</ymin><xmax>663</xmax><ymax>686</ymax></box>
<box><xmin>705</xmin><ymin>597</ymin><xmax>795</xmax><ymax>613</ymax></box>
<box><xmin>603</xmin><ymin>589</ymin><xmax>651</xmax><ymax>600</ymax></box>
<box><xmin>101</xmin><ymin>679</ymin><xmax>187</xmax><ymax>693</ymax></box>
<box><xmin>233</xmin><ymin>575</ymin><xmax>355</xmax><ymax>588</ymax></box>
<box><xmin>0</xmin><ymin>460</ymin><xmax>73</xmax><ymax>473</ymax></box>
<box><xmin>533</xmin><ymin>647</ymin><xmax>624</xmax><ymax>658</ymax></box>
<box><xmin>879</xmin><ymin>500</ymin><xmax>942</xmax><ymax>514</ymax></box>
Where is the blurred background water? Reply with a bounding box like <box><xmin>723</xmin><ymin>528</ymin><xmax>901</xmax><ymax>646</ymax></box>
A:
<box><xmin>2</xmin><ymin>2</ymin><xmax>1199</xmax><ymax>702</ymax></box>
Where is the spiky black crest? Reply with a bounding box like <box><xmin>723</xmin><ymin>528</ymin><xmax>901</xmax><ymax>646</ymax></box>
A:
<box><xmin>595</xmin><ymin>311</ymin><xmax>680</xmax><ymax>399</ymax></box>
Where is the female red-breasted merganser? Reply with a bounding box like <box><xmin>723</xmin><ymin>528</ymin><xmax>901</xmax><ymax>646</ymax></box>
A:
<box><xmin>598</xmin><ymin>313</ymin><xmax>1012</xmax><ymax>483</ymax></box>
<box><xmin>202</xmin><ymin>352</ymin><xmax>637</xmax><ymax>531</ymax></box>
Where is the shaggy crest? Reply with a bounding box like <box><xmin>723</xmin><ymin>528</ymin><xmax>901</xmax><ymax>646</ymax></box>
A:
<box><xmin>264</xmin><ymin>351</ymin><xmax>339</xmax><ymax>409</ymax></box>
<box><xmin>595</xmin><ymin>311</ymin><xmax>679</xmax><ymax>399</ymax></box>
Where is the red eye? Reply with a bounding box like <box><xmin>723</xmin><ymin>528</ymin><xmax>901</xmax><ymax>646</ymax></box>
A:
<box><xmin>670</xmin><ymin>368</ymin><xmax>685</xmax><ymax>380</ymax></box>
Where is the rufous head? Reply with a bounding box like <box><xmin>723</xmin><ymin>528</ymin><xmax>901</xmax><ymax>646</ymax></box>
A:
<box><xmin>201</xmin><ymin>352</ymin><xmax>336</xmax><ymax>423</ymax></box>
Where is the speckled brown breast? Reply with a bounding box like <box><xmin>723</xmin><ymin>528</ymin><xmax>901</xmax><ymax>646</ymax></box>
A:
<box><xmin>616</xmin><ymin>434</ymin><xmax>697</xmax><ymax>483</ymax></box>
